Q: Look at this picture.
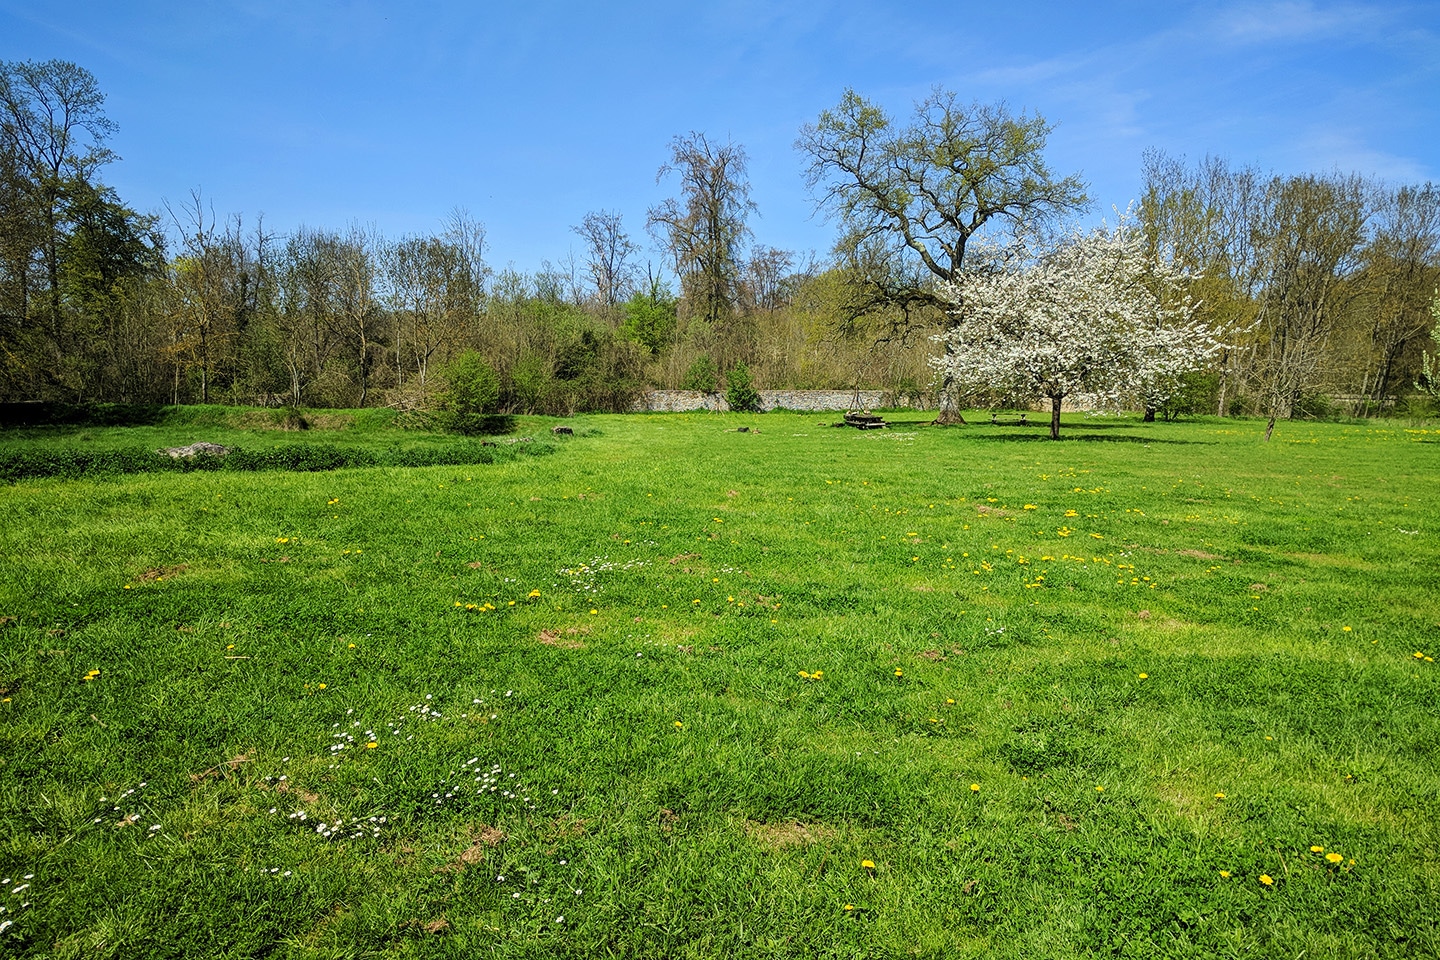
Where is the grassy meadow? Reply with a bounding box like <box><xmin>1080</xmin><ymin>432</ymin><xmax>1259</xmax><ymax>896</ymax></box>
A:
<box><xmin>1</xmin><ymin>409</ymin><xmax>1437</xmax><ymax>958</ymax></box>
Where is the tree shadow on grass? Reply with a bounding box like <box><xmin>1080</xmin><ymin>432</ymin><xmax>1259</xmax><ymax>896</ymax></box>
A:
<box><xmin>964</xmin><ymin>432</ymin><xmax>1213</xmax><ymax>445</ymax></box>
<box><xmin>0</xmin><ymin>402</ymin><xmax>169</xmax><ymax>428</ymax></box>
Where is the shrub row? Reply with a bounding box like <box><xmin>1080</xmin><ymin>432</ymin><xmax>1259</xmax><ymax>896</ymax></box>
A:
<box><xmin>0</xmin><ymin>439</ymin><xmax>554</xmax><ymax>483</ymax></box>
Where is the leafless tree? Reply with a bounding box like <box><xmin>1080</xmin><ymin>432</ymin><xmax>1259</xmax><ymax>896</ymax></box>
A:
<box><xmin>573</xmin><ymin>209</ymin><xmax>638</xmax><ymax>311</ymax></box>
<box><xmin>1355</xmin><ymin>183</ymin><xmax>1440</xmax><ymax>405</ymax></box>
<box><xmin>798</xmin><ymin>88</ymin><xmax>1088</xmax><ymax>420</ymax></box>
<box><xmin>1249</xmin><ymin>174</ymin><xmax>1368</xmax><ymax>439</ymax></box>
<box><xmin>647</xmin><ymin>133</ymin><xmax>755</xmax><ymax>332</ymax></box>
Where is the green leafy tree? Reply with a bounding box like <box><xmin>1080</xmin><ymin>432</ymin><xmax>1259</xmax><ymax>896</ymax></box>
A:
<box><xmin>620</xmin><ymin>279</ymin><xmax>678</xmax><ymax>354</ymax></box>
<box><xmin>436</xmin><ymin>350</ymin><xmax>501</xmax><ymax>433</ymax></box>
<box><xmin>0</xmin><ymin>60</ymin><xmax>117</xmax><ymax>354</ymax></box>
<box><xmin>681</xmin><ymin>355</ymin><xmax>719</xmax><ymax>393</ymax></box>
<box><xmin>725</xmin><ymin>361</ymin><xmax>761</xmax><ymax>412</ymax></box>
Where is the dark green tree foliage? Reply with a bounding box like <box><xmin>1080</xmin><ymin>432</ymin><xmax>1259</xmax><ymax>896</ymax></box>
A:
<box><xmin>725</xmin><ymin>361</ymin><xmax>761</xmax><ymax>412</ymax></box>
<box><xmin>0</xmin><ymin>60</ymin><xmax>117</xmax><ymax>350</ymax></box>
<box><xmin>492</xmin><ymin>293</ymin><xmax>644</xmax><ymax>415</ymax></box>
<box><xmin>436</xmin><ymin>350</ymin><xmax>502</xmax><ymax>433</ymax></box>
<box><xmin>621</xmin><ymin>279</ymin><xmax>678</xmax><ymax>354</ymax></box>
<box><xmin>681</xmin><ymin>355</ymin><xmax>719</xmax><ymax>393</ymax></box>
<box><xmin>0</xmin><ymin>59</ymin><xmax>167</xmax><ymax>401</ymax></box>
<box><xmin>9</xmin><ymin>60</ymin><xmax>1439</xmax><ymax>421</ymax></box>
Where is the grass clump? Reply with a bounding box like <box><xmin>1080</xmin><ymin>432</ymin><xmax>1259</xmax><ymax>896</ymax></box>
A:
<box><xmin>0</xmin><ymin>404</ymin><xmax>562</xmax><ymax>481</ymax></box>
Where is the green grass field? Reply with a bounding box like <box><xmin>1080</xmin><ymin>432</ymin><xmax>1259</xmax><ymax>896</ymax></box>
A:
<box><xmin>1</xmin><ymin>410</ymin><xmax>1437</xmax><ymax>958</ymax></box>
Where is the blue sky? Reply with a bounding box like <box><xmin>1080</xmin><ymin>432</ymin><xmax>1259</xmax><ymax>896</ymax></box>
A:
<box><xmin>4</xmin><ymin>1</ymin><xmax>1437</xmax><ymax>276</ymax></box>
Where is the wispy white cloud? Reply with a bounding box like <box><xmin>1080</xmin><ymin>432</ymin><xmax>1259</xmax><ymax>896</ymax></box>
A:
<box><xmin>1204</xmin><ymin>1</ymin><xmax>1390</xmax><ymax>46</ymax></box>
<box><xmin>1284</xmin><ymin>128</ymin><xmax>1434</xmax><ymax>182</ymax></box>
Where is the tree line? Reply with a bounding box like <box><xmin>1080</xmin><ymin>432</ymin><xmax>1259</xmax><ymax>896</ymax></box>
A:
<box><xmin>3</xmin><ymin>61</ymin><xmax>1437</xmax><ymax>423</ymax></box>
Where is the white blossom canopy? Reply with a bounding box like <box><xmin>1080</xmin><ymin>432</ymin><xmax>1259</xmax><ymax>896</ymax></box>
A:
<box><xmin>933</xmin><ymin>220</ymin><xmax>1226</xmax><ymax>436</ymax></box>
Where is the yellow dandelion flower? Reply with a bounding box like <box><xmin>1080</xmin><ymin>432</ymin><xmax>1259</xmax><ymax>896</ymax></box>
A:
<box><xmin>1138</xmin><ymin>673</ymin><xmax>1148</xmax><ymax>679</ymax></box>
<box><xmin>1259</xmin><ymin>874</ymin><xmax>1274</xmax><ymax>886</ymax></box>
<box><xmin>673</xmin><ymin>721</ymin><xmax>683</xmax><ymax>729</ymax></box>
<box><xmin>1310</xmin><ymin>845</ymin><xmax>1324</xmax><ymax>853</ymax></box>
<box><xmin>1095</xmin><ymin>785</ymin><xmax>1105</xmax><ymax>792</ymax></box>
<box><xmin>365</xmin><ymin>741</ymin><xmax>378</xmax><ymax>749</ymax></box>
<box><xmin>1342</xmin><ymin>626</ymin><xmax>1352</xmax><ymax>632</ymax></box>
<box><xmin>970</xmin><ymin>783</ymin><xmax>980</xmax><ymax>792</ymax></box>
<box><xmin>861</xmin><ymin>860</ymin><xmax>875</xmax><ymax>870</ymax></box>
<box><xmin>843</xmin><ymin>903</ymin><xmax>854</xmax><ymax>912</ymax></box>
<box><xmin>528</xmin><ymin>589</ymin><xmax>541</xmax><ymax>598</ymax></box>
<box><xmin>589</xmin><ymin>608</ymin><xmax>598</xmax><ymax>615</ymax></box>
<box><xmin>894</xmin><ymin>669</ymin><xmax>903</xmax><ymax>677</ymax></box>
<box><xmin>1214</xmin><ymin>792</ymin><xmax>1226</xmax><ymax>799</ymax></box>
<box><xmin>1326</xmin><ymin>852</ymin><xmax>1343</xmax><ymax>864</ymax></box>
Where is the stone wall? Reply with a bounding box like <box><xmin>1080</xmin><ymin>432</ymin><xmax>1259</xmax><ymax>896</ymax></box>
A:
<box><xmin>631</xmin><ymin>389</ymin><xmax>895</xmax><ymax>413</ymax></box>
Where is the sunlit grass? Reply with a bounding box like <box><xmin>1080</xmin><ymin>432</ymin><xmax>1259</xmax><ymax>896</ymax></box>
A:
<box><xmin>1</xmin><ymin>411</ymin><xmax>1436</xmax><ymax>958</ymax></box>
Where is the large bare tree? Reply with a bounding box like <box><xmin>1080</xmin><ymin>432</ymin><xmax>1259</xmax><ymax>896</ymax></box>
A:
<box><xmin>797</xmin><ymin>88</ymin><xmax>1088</xmax><ymax>419</ymax></box>
<box><xmin>1249</xmin><ymin>173</ymin><xmax>1368</xmax><ymax>440</ymax></box>
<box><xmin>647</xmin><ymin>133</ymin><xmax>756</xmax><ymax>335</ymax></box>
<box><xmin>1355</xmin><ymin>183</ymin><xmax>1440</xmax><ymax>405</ymax></box>
<box><xmin>572</xmin><ymin>210</ymin><xmax>638</xmax><ymax>311</ymax></box>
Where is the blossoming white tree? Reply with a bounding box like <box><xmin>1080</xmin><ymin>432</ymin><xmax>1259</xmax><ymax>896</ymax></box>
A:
<box><xmin>934</xmin><ymin>220</ymin><xmax>1224</xmax><ymax>439</ymax></box>
<box><xmin>1417</xmin><ymin>293</ymin><xmax>1440</xmax><ymax>404</ymax></box>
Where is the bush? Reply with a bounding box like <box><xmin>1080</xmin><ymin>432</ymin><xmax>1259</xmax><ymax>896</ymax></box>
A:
<box><xmin>436</xmin><ymin>352</ymin><xmax>502</xmax><ymax>434</ymax></box>
<box><xmin>1155</xmin><ymin>371</ymin><xmax>1220</xmax><ymax>421</ymax></box>
<box><xmin>681</xmin><ymin>356</ymin><xmax>719</xmax><ymax>393</ymax></box>
<box><xmin>621</xmin><ymin>282</ymin><xmax>678</xmax><ymax>355</ymax></box>
<box><xmin>725</xmin><ymin>362</ymin><xmax>762</xmax><ymax>413</ymax></box>
<box><xmin>1294</xmin><ymin>392</ymin><xmax>1337</xmax><ymax>421</ymax></box>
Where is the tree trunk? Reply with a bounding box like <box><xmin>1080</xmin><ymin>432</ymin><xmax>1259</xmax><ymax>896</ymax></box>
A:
<box><xmin>934</xmin><ymin>375</ymin><xmax>967</xmax><ymax>425</ymax></box>
<box><xmin>199</xmin><ymin>320</ymin><xmax>209</xmax><ymax>404</ymax></box>
<box><xmin>1050</xmin><ymin>396</ymin><xmax>1062</xmax><ymax>440</ymax></box>
<box><xmin>1264</xmin><ymin>413</ymin><xmax>1277</xmax><ymax>441</ymax></box>
<box><xmin>1143</xmin><ymin>406</ymin><xmax>1156</xmax><ymax>422</ymax></box>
